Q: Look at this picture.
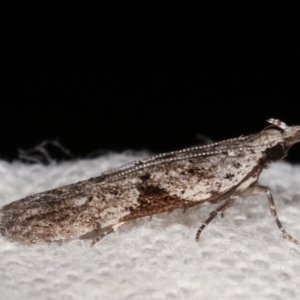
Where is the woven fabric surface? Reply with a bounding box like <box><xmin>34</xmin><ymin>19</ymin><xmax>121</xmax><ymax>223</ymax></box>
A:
<box><xmin>1</xmin><ymin>153</ymin><xmax>300</xmax><ymax>300</ymax></box>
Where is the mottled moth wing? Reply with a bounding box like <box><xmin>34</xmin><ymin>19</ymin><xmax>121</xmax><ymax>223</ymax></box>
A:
<box><xmin>0</xmin><ymin>133</ymin><xmax>265</xmax><ymax>243</ymax></box>
<box><xmin>1</xmin><ymin>119</ymin><xmax>300</xmax><ymax>244</ymax></box>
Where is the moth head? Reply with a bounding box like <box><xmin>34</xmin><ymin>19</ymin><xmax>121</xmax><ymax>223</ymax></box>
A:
<box><xmin>267</xmin><ymin>118</ymin><xmax>300</xmax><ymax>152</ymax></box>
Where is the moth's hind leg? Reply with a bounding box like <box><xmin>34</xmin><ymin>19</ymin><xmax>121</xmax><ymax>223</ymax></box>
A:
<box><xmin>246</xmin><ymin>185</ymin><xmax>298</xmax><ymax>244</ymax></box>
<box><xmin>91</xmin><ymin>222</ymin><xmax>126</xmax><ymax>246</ymax></box>
<box><xmin>196</xmin><ymin>197</ymin><xmax>236</xmax><ymax>241</ymax></box>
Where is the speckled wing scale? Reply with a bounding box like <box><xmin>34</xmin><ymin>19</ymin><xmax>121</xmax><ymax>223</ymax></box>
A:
<box><xmin>1</xmin><ymin>118</ymin><xmax>300</xmax><ymax>245</ymax></box>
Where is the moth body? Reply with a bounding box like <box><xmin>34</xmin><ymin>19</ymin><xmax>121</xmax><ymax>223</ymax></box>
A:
<box><xmin>1</xmin><ymin>119</ymin><xmax>300</xmax><ymax>245</ymax></box>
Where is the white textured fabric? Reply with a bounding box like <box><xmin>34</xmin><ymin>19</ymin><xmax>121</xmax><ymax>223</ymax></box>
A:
<box><xmin>1</xmin><ymin>153</ymin><xmax>300</xmax><ymax>300</ymax></box>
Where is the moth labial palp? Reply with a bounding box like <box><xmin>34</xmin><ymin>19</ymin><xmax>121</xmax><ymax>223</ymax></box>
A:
<box><xmin>1</xmin><ymin>118</ymin><xmax>300</xmax><ymax>246</ymax></box>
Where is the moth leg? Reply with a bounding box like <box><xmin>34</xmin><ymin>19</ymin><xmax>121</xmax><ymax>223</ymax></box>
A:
<box><xmin>195</xmin><ymin>197</ymin><xmax>236</xmax><ymax>241</ymax></box>
<box><xmin>245</xmin><ymin>185</ymin><xmax>298</xmax><ymax>244</ymax></box>
<box><xmin>91</xmin><ymin>222</ymin><xmax>126</xmax><ymax>246</ymax></box>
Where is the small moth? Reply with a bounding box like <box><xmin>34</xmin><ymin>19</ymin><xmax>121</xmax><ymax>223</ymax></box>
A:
<box><xmin>1</xmin><ymin>118</ymin><xmax>300</xmax><ymax>245</ymax></box>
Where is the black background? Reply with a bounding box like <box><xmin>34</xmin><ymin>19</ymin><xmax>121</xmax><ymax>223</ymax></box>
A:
<box><xmin>2</xmin><ymin>4</ymin><xmax>300</xmax><ymax>162</ymax></box>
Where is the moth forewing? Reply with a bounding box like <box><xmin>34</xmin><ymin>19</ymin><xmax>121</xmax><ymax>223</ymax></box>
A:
<box><xmin>1</xmin><ymin>118</ymin><xmax>300</xmax><ymax>245</ymax></box>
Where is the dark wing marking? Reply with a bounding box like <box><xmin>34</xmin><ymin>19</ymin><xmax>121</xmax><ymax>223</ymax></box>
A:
<box><xmin>120</xmin><ymin>186</ymin><xmax>193</xmax><ymax>222</ymax></box>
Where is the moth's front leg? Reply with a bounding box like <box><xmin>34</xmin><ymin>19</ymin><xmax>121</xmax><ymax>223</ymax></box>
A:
<box><xmin>196</xmin><ymin>197</ymin><xmax>236</xmax><ymax>241</ymax></box>
<box><xmin>242</xmin><ymin>184</ymin><xmax>298</xmax><ymax>244</ymax></box>
<box><xmin>91</xmin><ymin>222</ymin><xmax>126</xmax><ymax>246</ymax></box>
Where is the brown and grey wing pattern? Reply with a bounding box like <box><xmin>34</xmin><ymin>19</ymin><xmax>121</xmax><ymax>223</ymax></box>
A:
<box><xmin>0</xmin><ymin>131</ymin><xmax>268</xmax><ymax>243</ymax></box>
<box><xmin>118</xmin><ymin>146</ymin><xmax>266</xmax><ymax>223</ymax></box>
<box><xmin>0</xmin><ymin>181</ymin><xmax>98</xmax><ymax>242</ymax></box>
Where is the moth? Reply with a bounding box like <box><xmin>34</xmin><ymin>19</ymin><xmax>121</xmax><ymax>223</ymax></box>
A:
<box><xmin>1</xmin><ymin>118</ymin><xmax>300</xmax><ymax>245</ymax></box>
